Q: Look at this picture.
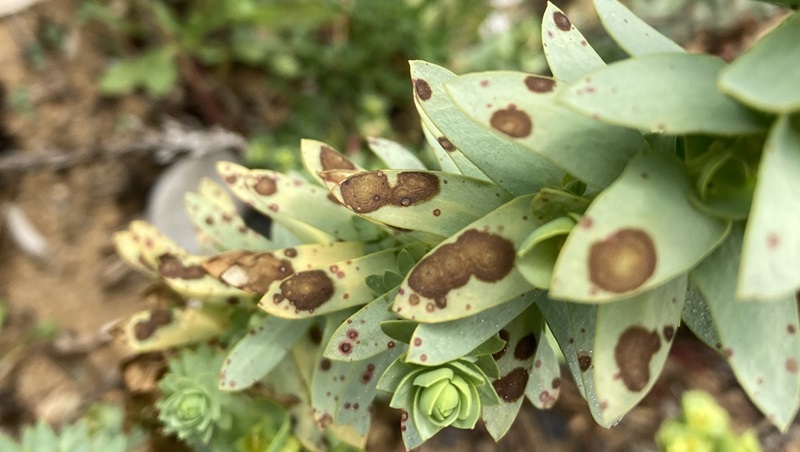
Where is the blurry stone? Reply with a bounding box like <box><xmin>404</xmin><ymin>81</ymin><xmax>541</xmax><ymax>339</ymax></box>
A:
<box><xmin>15</xmin><ymin>354</ymin><xmax>82</xmax><ymax>425</ymax></box>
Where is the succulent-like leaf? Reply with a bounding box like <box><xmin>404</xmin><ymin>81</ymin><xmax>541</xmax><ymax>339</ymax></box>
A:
<box><xmin>541</xmin><ymin>2</ymin><xmax>605</xmax><ymax>83</ymax></box>
<box><xmin>367</xmin><ymin>137</ymin><xmax>427</xmax><ymax>170</ymax></box>
<box><xmin>592</xmin><ymin>275</ymin><xmax>686</xmax><ymax>424</ymax></box>
<box><xmin>330</xmin><ymin>170</ymin><xmax>512</xmax><ymax>238</ymax></box>
<box><xmin>517</xmin><ymin>216</ymin><xmax>577</xmax><ymax>289</ymax></box>
<box><xmin>691</xmin><ymin>225</ymin><xmax>800</xmax><ymax>431</ymax></box>
<box><xmin>125</xmin><ymin>220</ymin><xmax>187</xmax><ymax>270</ymax></box>
<box><xmin>559</xmin><ymin>53</ymin><xmax>769</xmax><ymax>135</ymax></box>
<box><xmin>418</xmin><ymin>111</ymin><xmax>480</xmax><ymax>176</ymax></box>
<box><xmin>324</xmin><ymin>288</ymin><xmax>405</xmax><ymax>362</ymax></box>
<box><xmin>551</xmin><ymin>152</ymin><xmax>730</xmax><ymax>303</ymax></box>
<box><xmin>218</xmin><ymin>315</ymin><xmax>313</xmax><ymax>391</ymax></box>
<box><xmin>410</xmin><ymin>60</ymin><xmax>564</xmax><ymax>196</ymax></box>
<box><xmin>524</xmin><ymin>325</ymin><xmax>562</xmax><ymax>410</ymax></box>
<box><xmin>446</xmin><ymin>71</ymin><xmax>646</xmax><ymax>191</ymax></box>
<box><xmin>112</xmin><ymin>307</ymin><xmax>228</xmax><ymax>352</ymax></box>
<box><xmin>680</xmin><ymin>283</ymin><xmax>721</xmax><ymax>349</ymax></box>
<box><xmin>529</xmin><ymin>187</ymin><xmax>590</xmax><ymax>223</ymax></box>
<box><xmin>719</xmin><ymin>13</ymin><xmax>800</xmax><ymax>114</ymax></box>
<box><xmin>185</xmin><ymin>190</ymin><xmax>274</xmax><ymax>252</ymax></box>
<box><xmin>300</xmin><ymin>139</ymin><xmax>363</xmax><ymax>188</ymax></box>
<box><xmin>259</xmin><ymin>249</ymin><xmax>401</xmax><ymax>319</ymax></box>
<box><xmin>202</xmin><ymin>242</ymin><xmax>366</xmax><ymax>295</ymax></box>
<box><xmin>482</xmin><ymin>308</ymin><xmax>541</xmax><ymax>440</ymax></box>
<box><xmin>405</xmin><ymin>291</ymin><xmax>539</xmax><ymax>366</ymax></box>
<box><xmin>393</xmin><ymin>195</ymin><xmax>537</xmax><ymax>323</ymax></box>
<box><xmin>216</xmin><ymin>162</ymin><xmax>346</xmax><ymax>243</ymax></box>
<box><xmin>112</xmin><ymin>230</ymin><xmax>157</xmax><ymax>276</ymax></box>
<box><xmin>739</xmin><ymin>114</ymin><xmax>800</xmax><ymax>300</ymax></box>
<box><xmin>686</xmin><ymin>145</ymin><xmax>756</xmax><ymax>220</ymax></box>
<box><xmin>334</xmin><ymin>350</ymin><xmax>400</xmax><ymax>424</ymax></box>
<box><xmin>592</xmin><ymin>0</ymin><xmax>684</xmax><ymax>56</ymax></box>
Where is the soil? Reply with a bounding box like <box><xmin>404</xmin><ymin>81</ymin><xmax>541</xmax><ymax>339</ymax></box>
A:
<box><xmin>0</xmin><ymin>1</ymin><xmax>797</xmax><ymax>451</ymax></box>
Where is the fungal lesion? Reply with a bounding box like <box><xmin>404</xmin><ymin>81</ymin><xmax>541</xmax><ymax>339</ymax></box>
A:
<box><xmin>588</xmin><ymin>228</ymin><xmax>657</xmax><ymax>293</ymax></box>
<box><xmin>339</xmin><ymin>171</ymin><xmax>441</xmax><ymax>214</ymax></box>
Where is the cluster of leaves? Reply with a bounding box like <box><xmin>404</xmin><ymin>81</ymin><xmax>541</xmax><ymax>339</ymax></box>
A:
<box><xmin>0</xmin><ymin>403</ymin><xmax>145</xmax><ymax>452</ymax></box>
<box><xmin>112</xmin><ymin>0</ymin><xmax>800</xmax><ymax>449</ymax></box>
<box><xmin>656</xmin><ymin>391</ymin><xmax>761</xmax><ymax>452</ymax></box>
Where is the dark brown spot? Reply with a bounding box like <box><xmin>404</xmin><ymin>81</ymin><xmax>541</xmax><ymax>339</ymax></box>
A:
<box><xmin>133</xmin><ymin>309</ymin><xmax>173</xmax><ymax>341</ymax></box>
<box><xmin>414</xmin><ymin>79</ymin><xmax>432</xmax><ymax>101</ymax></box>
<box><xmin>320</xmin><ymin>359</ymin><xmax>332</xmax><ymax>371</ymax></box>
<box><xmin>409</xmin><ymin>294</ymin><xmax>420</xmax><ymax>306</ymax></box>
<box><xmin>552</xmin><ymin>378</ymin><xmax>561</xmax><ymax>389</ymax></box>
<box><xmin>205</xmin><ymin>216</ymin><xmax>214</xmax><ymax>225</ymax></box>
<box><xmin>433</xmin><ymin>209</ymin><xmax>441</xmax><ymax>217</ymax></box>
<box><xmin>434</xmin><ymin>297</ymin><xmax>447</xmax><ymax>309</ymax></box>
<box><xmin>662</xmin><ymin>326</ymin><xmax>675</xmax><ymax>342</ymax></box>
<box><xmin>309</xmin><ymin>325</ymin><xmax>323</xmax><ymax>344</ymax></box>
<box><xmin>494</xmin><ymin>330</ymin><xmax>511</xmax><ymax>360</ymax></box>
<box><xmin>347</xmin><ymin>329</ymin><xmax>359</xmax><ymax>340</ymax></box>
<box><xmin>340</xmin><ymin>171</ymin><xmax>392</xmax><ymax>213</ymax></box>
<box><xmin>588</xmin><ymin>228</ymin><xmax>657</xmax><ymax>293</ymax></box>
<box><xmin>490</xmin><ymin>107</ymin><xmax>533</xmax><ymax>138</ymax></box>
<box><xmin>320</xmin><ymin>145</ymin><xmax>356</xmax><ymax>171</ymax></box>
<box><xmin>158</xmin><ymin>254</ymin><xmax>206</xmax><ymax>280</ymax></box>
<box><xmin>553</xmin><ymin>11</ymin><xmax>571</xmax><ymax>31</ymax></box>
<box><xmin>339</xmin><ymin>342</ymin><xmax>352</xmax><ymax>354</ymax></box>
<box><xmin>788</xmin><ymin>359</ymin><xmax>798</xmax><ymax>374</ymax></box>
<box><xmin>614</xmin><ymin>326</ymin><xmax>661</xmax><ymax>392</ymax></box>
<box><xmin>326</xmin><ymin>193</ymin><xmax>341</xmax><ymax>204</ymax></box>
<box><xmin>284</xmin><ymin>248</ymin><xmax>298</xmax><ymax>258</ymax></box>
<box><xmin>407</xmin><ymin>229</ymin><xmax>515</xmax><ymax>301</ymax></box>
<box><xmin>578</xmin><ymin>353</ymin><xmax>592</xmax><ymax>372</ymax></box>
<box><xmin>437</xmin><ymin>137</ymin><xmax>456</xmax><ymax>152</ymax></box>
<box><xmin>514</xmin><ymin>334</ymin><xmax>538</xmax><ymax>361</ymax></box>
<box><xmin>524</xmin><ymin>76</ymin><xmax>556</xmax><ymax>93</ymax></box>
<box><xmin>387</xmin><ymin>341</ymin><xmax>395</xmax><ymax>348</ymax></box>
<box><xmin>789</xmin><ymin>325</ymin><xmax>796</xmax><ymax>335</ymax></box>
<box><xmin>539</xmin><ymin>390</ymin><xmax>557</xmax><ymax>408</ymax></box>
<box><xmin>279</xmin><ymin>270</ymin><xmax>335</xmax><ymax>311</ymax></box>
<box><xmin>392</xmin><ymin>172</ymin><xmax>440</xmax><ymax>207</ymax></box>
<box><xmin>492</xmin><ymin>367</ymin><xmax>529</xmax><ymax>402</ymax></box>
<box><xmin>253</xmin><ymin>176</ymin><xmax>277</xmax><ymax>196</ymax></box>
<box><xmin>204</xmin><ymin>251</ymin><xmax>295</xmax><ymax>294</ymax></box>
<box><xmin>225</xmin><ymin>175</ymin><xmax>237</xmax><ymax>184</ymax></box>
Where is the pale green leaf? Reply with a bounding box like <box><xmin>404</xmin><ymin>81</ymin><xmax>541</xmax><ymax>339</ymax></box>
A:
<box><xmin>542</xmin><ymin>2</ymin><xmax>605</xmax><ymax>83</ymax></box>
<box><xmin>405</xmin><ymin>291</ymin><xmax>538</xmax><ymax>365</ymax></box>
<box><xmin>680</xmin><ymin>282</ymin><xmax>721</xmax><ymax>349</ymax></box>
<box><xmin>330</xmin><ymin>170</ymin><xmax>512</xmax><ymax>239</ymax></box>
<box><xmin>393</xmin><ymin>195</ymin><xmax>538</xmax><ymax>323</ymax></box>
<box><xmin>719</xmin><ymin>13</ymin><xmax>800</xmax><ymax>114</ymax></box>
<box><xmin>691</xmin><ymin>225</ymin><xmax>800</xmax><ymax>431</ymax></box>
<box><xmin>524</xmin><ymin>325</ymin><xmax>562</xmax><ymax>410</ymax></box>
<box><xmin>335</xmin><ymin>350</ymin><xmax>401</xmax><ymax>424</ymax></box>
<box><xmin>219</xmin><ymin>316</ymin><xmax>312</xmax><ymax>391</ymax></box>
<box><xmin>551</xmin><ymin>152</ymin><xmax>730</xmax><ymax>303</ymax></box>
<box><xmin>367</xmin><ymin>137</ymin><xmax>426</xmax><ymax>170</ymax></box>
<box><xmin>410</xmin><ymin>60</ymin><xmax>564</xmax><ymax>196</ymax></box>
<box><xmin>739</xmin><ymin>115</ymin><xmax>800</xmax><ymax>300</ymax></box>
<box><xmin>446</xmin><ymin>71</ymin><xmax>646</xmax><ymax>191</ymax></box>
<box><xmin>559</xmin><ymin>53</ymin><xmax>768</xmax><ymax>135</ymax></box>
<box><xmin>592</xmin><ymin>0</ymin><xmax>684</xmax><ymax>56</ymax></box>
<box><xmin>185</xmin><ymin>192</ymin><xmax>275</xmax><ymax>252</ymax></box>
<box><xmin>418</xmin><ymin>111</ymin><xmax>477</xmax><ymax>176</ymax></box>
<box><xmin>517</xmin><ymin>216</ymin><xmax>576</xmax><ymax>289</ymax></box>
<box><xmin>592</xmin><ymin>275</ymin><xmax>686</xmax><ymax>424</ymax></box>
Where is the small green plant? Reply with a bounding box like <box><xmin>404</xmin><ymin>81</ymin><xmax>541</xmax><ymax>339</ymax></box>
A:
<box><xmin>113</xmin><ymin>0</ymin><xmax>800</xmax><ymax>449</ymax></box>
<box><xmin>656</xmin><ymin>390</ymin><xmax>761</xmax><ymax>452</ymax></box>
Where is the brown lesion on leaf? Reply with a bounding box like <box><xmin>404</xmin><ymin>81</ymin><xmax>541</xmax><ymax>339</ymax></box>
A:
<box><xmin>133</xmin><ymin>308</ymin><xmax>173</xmax><ymax>341</ymax></box>
<box><xmin>492</xmin><ymin>367</ymin><xmax>529</xmax><ymax>402</ymax></box>
<box><xmin>614</xmin><ymin>326</ymin><xmax>661</xmax><ymax>392</ymax></box>
<box><xmin>588</xmin><ymin>228</ymin><xmax>657</xmax><ymax>293</ymax></box>
<box><xmin>158</xmin><ymin>254</ymin><xmax>207</xmax><ymax>280</ymax></box>
<box><xmin>490</xmin><ymin>106</ymin><xmax>533</xmax><ymax>138</ymax></box>
<box><xmin>524</xmin><ymin>76</ymin><xmax>556</xmax><ymax>93</ymax></box>
<box><xmin>320</xmin><ymin>145</ymin><xmax>356</xmax><ymax>171</ymax></box>
<box><xmin>437</xmin><ymin>137</ymin><xmax>456</xmax><ymax>152</ymax></box>
<box><xmin>414</xmin><ymin>78</ymin><xmax>432</xmax><ymax>101</ymax></box>
<box><xmin>553</xmin><ymin>11</ymin><xmax>571</xmax><ymax>31</ymax></box>
<box><xmin>514</xmin><ymin>333</ymin><xmax>538</xmax><ymax>361</ymax></box>
<box><xmin>203</xmin><ymin>251</ymin><xmax>294</xmax><ymax>294</ymax></box>
<box><xmin>340</xmin><ymin>171</ymin><xmax>440</xmax><ymax>213</ymax></box>
<box><xmin>578</xmin><ymin>352</ymin><xmax>592</xmax><ymax>372</ymax></box>
<box><xmin>279</xmin><ymin>270</ymin><xmax>335</xmax><ymax>311</ymax></box>
<box><xmin>253</xmin><ymin>175</ymin><xmax>277</xmax><ymax>196</ymax></box>
<box><xmin>407</xmin><ymin>229</ymin><xmax>515</xmax><ymax>306</ymax></box>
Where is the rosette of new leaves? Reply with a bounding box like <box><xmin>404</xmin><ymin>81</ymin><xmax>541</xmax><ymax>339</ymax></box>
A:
<box><xmin>158</xmin><ymin>346</ymin><xmax>235</xmax><ymax>445</ymax></box>
<box><xmin>378</xmin><ymin>353</ymin><xmax>501</xmax><ymax>449</ymax></box>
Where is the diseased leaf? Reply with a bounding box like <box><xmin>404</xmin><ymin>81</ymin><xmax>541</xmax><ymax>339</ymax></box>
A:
<box><xmin>335</xmin><ymin>350</ymin><xmax>401</xmax><ymax>424</ymax></box>
<box><xmin>719</xmin><ymin>13</ymin><xmax>800</xmax><ymax>114</ymax></box>
<box><xmin>300</xmin><ymin>139</ymin><xmax>363</xmax><ymax>189</ymax></box>
<box><xmin>410</xmin><ymin>60</ymin><xmax>564</xmax><ymax>196</ymax></box>
<box><xmin>542</xmin><ymin>2</ymin><xmax>605</xmax><ymax>83</ymax></box>
<box><xmin>524</xmin><ymin>324</ymin><xmax>562</xmax><ymax>410</ymax></box>
<box><xmin>219</xmin><ymin>315</ymin><xmax>313</xmax><ymax>391</ymax></box>
<box><xmin>559</xmin><ymin>53</ymin><xmax>768</xmax><ymax>135</ymax></box>
<box><xmin>112</xmin><ymin>307</ymin><xmax>228</xmax><ymax>352</ymax></box>
<box><xmin>739</xmin><ymin>115</ymin><xmax>800</xmax><ymax>300</ymax></box>
<box><xmin>393</xmin><ymin>196</ymin><xmax>537</xmax><ymax>323</ymax></box>
<box><xmin>405</xmin><ymin>291</ymin><xmax>538</xmax><ymax>365</ymax></box>
<box><xmin>551</xmin><ymin>152</ymin><xmax>730</xmax><ymax>303</ymax></box>
<box><xmin>691</xmin><ymin>225</ymin><xmax>800</xmax><ymax>431</ymax></box>
<box><xmin>125</xmin><ymin>220</ymin><xmax>186</xmax><ymax>269</ymax></box>
<box><xmin>155</xmin><ymin>252</ymin><xmax>253</xmax><ymax>303</ymax></box>
<box><xmin>330</xmin><ymin>169</ymin><xmax>512</xmax><ymax>239</ymax></box>
<box><xmin>367</xmin><ymin>137</ymin><xmax>426</xmax><ymax>170</ymax></box>
<box><xmin>517</xmin><ymin>216</ymin><xmax>577</xmax><ymax>289</ymax></box>
<box><xmin>446</xmin><ymin>71</ymin><xmax>646</xmax><ymax>191</ymax></box>
<box><xmin>112</xmin><ymin>230</ymin><xmax>156</xmax><ymax>276</ymax></box>
<box><xmin>185</xmin><ymin>192</ymin><xmax>275</xmax><ymax>252</ymax></box>
<box><xmin>259</xmin><ymin>249</ymin><xmax>401</xmax><ymax>319</ymax></box>
<box><xmin>592</xmin><ymin>0</ymin><xmax>683</xmax><ymax>56</ymax></box>
<box><xmin>592</xmin><ymin>275</ymin><xmax>686</xmax><ymax>424</ymax></box>
<box><xmin>419</xmin><ymin>112</ymin><xmax>473</xmax><ymax>175</ymax></box>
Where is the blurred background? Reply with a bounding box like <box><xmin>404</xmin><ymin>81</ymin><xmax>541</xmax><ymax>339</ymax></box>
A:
<box><xmin>0</xmin><ymin>0</ymin><xmax>794</xmax><ymax>450</ymax></box>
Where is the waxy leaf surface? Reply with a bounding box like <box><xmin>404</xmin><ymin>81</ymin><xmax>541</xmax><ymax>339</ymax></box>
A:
<box><xmin>418</xmin><ymin>110</ymin><xmax>483</xmax><ymax>177</ymax></box>
<box><xmin>691</xmin><ymin>225</ymin><xmax>800</xmax><ymax>431</ymax></box>
<box><xmin>542</xmin><ymin>2</ymin><xmax>605</xmax><ymax>83</ymax></box>
<box><xmin>447</xmin><ymin>71</ymin><xmax>645</xmax><ymax>191</ymax></box>
<box><xmin>551</xmin><ymin>152</ymin><xmax>730</xmax><ymax>303</ymax></box>
<box><xmin>300</xmin><ymin>139</ymin><xmax>363</xmax><ymax>189</ymax></box>
<box><xmin>367</xmin><ymin>137</ymin><xmax>426</xmax><ymax>170</ymax></box>
<box><xmin>559</xmin><ymin>53</ymin><xmax>768</xmax><ymax>135</ymax></box>
<box><xmin>592</xmin><ymin>0</ymin><xmax>683</xmax><ymax>56</ymax></box>
<box><xmin>524</xmin><ymin>324</ymin><xmax>562</xmax><ymax>410</ymax></box>
<box><xmin>185</xmin><ymin>191</ymin><xmax>274</xmax><ymax>252</ymax></box>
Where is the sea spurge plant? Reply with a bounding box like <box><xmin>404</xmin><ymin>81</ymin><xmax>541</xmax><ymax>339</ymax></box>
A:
<box><xmin>113</xmin><ymin>0</ymin><xmax>800</xmax><ymax>449</ymax></box>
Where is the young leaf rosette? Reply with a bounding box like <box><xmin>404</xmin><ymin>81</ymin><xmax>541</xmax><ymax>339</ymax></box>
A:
<box><xmin>377</xmin><ymin>354</ymin><xmax>501</xmax><ymax>449</ymax></box>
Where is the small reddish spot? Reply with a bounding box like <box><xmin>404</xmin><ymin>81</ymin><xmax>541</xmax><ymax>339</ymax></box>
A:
<box><xmin>344</xmin><ymin>402</ymin><xmax>351</xmax><ymax>409</ymax></box>
<box><xmin>339</xmin><ymin>343</ymin><xmax>352</xmax><ymax>355</ymax></box>
<box><xmin>757</xmin><ymin>377</ymin><xmax>764</xmax><ymax>385</ymax></box>
<box><xmin>420</xmin><ymin>354</ymin><xmax>428</xmax><ymax>362</ymax></box>
<box><xmin>413</xmin><ymin>338</ymin><xmax>422</xmax><ymax>346</ymax></box>
<box><xmin>480</xmin><ymin>79</ymin><xmax>489</xmax><ymax>87</ymax></box>
<box><xmin>343</xmin><ymin>293</ymin><xmax>350</xmax><ymax>299</ymax></box>
<box><xmin>465</xmin><ymin>304</ymin><xmax>471</xmax><ymax>310</ymax></box>
<box><xmin>347</xmin><ymin>329</ymin><xmax>359</xmax><ymax>340</ymax></box>
<box><xmin>724</xmin><ymin>348</ymin><xmax>733</xmax><ymax>358</ymax></box>
<box><xmin>388</xmin><ymin>341</ymin><xmax>395</xmax><ymax>348</ymax></box>
<box><xmin>330</xmin><ymin>265</ymin><xmax>339</xmax><ymax>273</ymax></box>
<box><xmin>534</xmin><ymin>359</ymin><xmax>542</xmax><ymax>368</ymax></box>
<box><xmin>789</xmin><ymin>325</ymin><xmax>796</xmax><ymax>335</ymax></box>
<box><xmin>767</xmin><ymin>233</ymin><xmax>781</xmax><ymax>250</ymax></box>
<box><xmin>581</xmin><ymin>40</ymin><xmax>587</xmax><ymax>46</ymax></box>
<box><xmin>787</xmin><ymin>358</ymin><xmax>798</xmax><ymax>373</ymax></box>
